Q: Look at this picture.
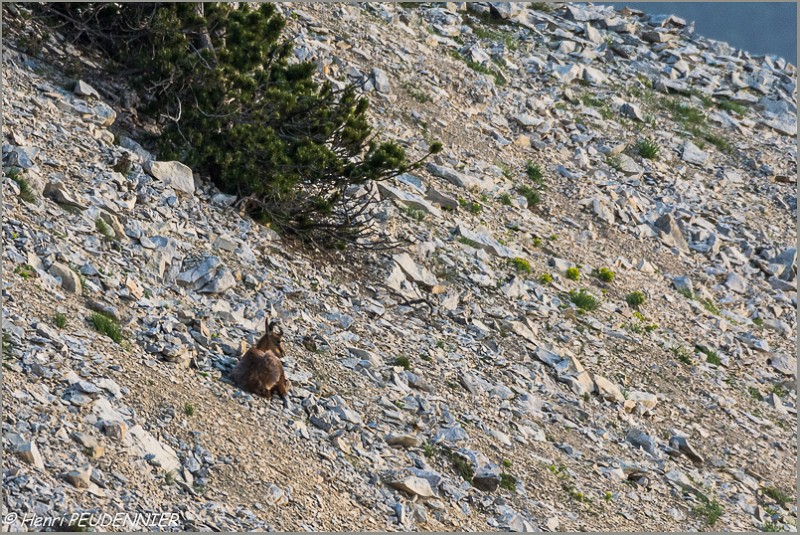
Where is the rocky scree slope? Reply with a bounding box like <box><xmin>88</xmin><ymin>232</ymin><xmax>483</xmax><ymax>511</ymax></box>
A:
<box><xmin>1</xmin><ymin>2</ymin><xmax>797</xmax><ymax>532</ymax></box>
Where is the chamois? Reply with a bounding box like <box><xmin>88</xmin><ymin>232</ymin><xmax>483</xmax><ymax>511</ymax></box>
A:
<box><xmin>231</xmin><ymin>317</ymin><xmax>290</xmax><ymax>400</ymax></box>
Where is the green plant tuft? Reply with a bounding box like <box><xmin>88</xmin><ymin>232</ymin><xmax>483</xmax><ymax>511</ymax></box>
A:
<box><xmin>509</xmin><ymin>257</ymin><xmax>532</xmax><ymax>274</ymax></box>
<box><xmin>636</xmin><ymin>137</ymin><xmax>660</xmax><ymax>160</ymax></box>
<box><xmin>569</xmin><ymin>288</ymin><xmax>599</xmax><ymax>312</ymax></box>
<box><xmin>625</xmin><ymin>291</ymin><xmax>646</xmax><ymax>309</ymax></box>
<box><xmin>695</xmin><ymin>344</ymin><xmax>721</xmax><ymax>365</ymax></box>
<box><xmin>538</xmin><ymin>273</ymin><xmax>553</xmax><ymax>285</ymax></box>
<box><xmin>594</xmin><ymin>267</ymin><xmax>615</xmax><ymax>283</ymax></box>
<box><xmin>762</xmin><ymin>486</ymin><xmax>791</xmax><ymax>508</ymax></box>
<box><xmin>693</xmin><ymin>496</ymin><xmax>723</xmax><ymax>526</ymax></box>
<box><xmin>499</xmin><ymin>473</ymin><xmax>517</xmax><ymax>491</ymax></box>
<box><xmin>458</xmin><ymin>197</ymin><xmax>483</xmax><ymax>215</ymax></box>
<box><xmin>54</xmin><ymin>313</ymin><xmax>68</xmax><ymax>329</ymax></box>
<box><xmin>394</xmin><ymin>356</ymin><xmax>411</xmax><ymax>370</ymax></box>
<box><xmin>566</xmin><ymin>267</ymin><xmax>580</xmax><ymax>281</ymax></box>
<box><xmin>89</xmin><ymin>313</ymin><xmax>123</xmax><ymax>344</ymax></box>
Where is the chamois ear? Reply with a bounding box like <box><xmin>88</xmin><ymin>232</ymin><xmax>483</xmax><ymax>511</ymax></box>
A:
<box><xmin>268</xmin><ymin>318</ymin><xmax>282</xmax><ymax>337</ymax></box>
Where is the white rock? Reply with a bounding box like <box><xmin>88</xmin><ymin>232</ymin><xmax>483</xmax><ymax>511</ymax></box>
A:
<box><xmin>144</xmin><ymin>161</ymin><xmax>196</xmax><ymax>195</ymax></box>
<box><xmin>389</xmin><ymin>476</ymin><xmax>435</xmax><ymax>498</ymax></box>
<box><xmin>682</xmin><ymin>140</ymin><xmax>708</xmax><ymax>165</ymax></box>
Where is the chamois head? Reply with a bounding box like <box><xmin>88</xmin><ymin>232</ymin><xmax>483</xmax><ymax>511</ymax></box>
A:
<box><xmin>258</xmin><ymin>316</ymin><xmax>285</xmax><ymax>358</ymax></box>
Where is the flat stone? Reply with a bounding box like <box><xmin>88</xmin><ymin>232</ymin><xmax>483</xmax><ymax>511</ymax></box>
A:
<box><xmin>378</xmin><ymin>183</ymin><xmax>441</xmax><ymax>217</ymax></box>
<box><xmin>426</xmin><ymin>163</ymin><xmax>493</xmax><ymax>191</ymax></box>
<box><xmin>472</xmin><ymin>463</ymin><xmax>502</xmax><ymax>492</ymax></box>
<box><xmin>669</xmin><ymin>436</ymin><xmax>704</xmax><ymax>465</ymax></box>
<box><xmin>626</xmin><ymin>428</ymin><xmax>659</xmax><ymax>458</ymax></box>
<box><xmin>144</xmin><ymin>160</ymin><xmax>195</xmax><ymax>195</ymax></box>
<box><xmin>126</xmin><ymin>425</ymin><xmax>181</xmax><ymax>473</ymax></box>
<box><xmin>389</xmin><ymin>475</ymin><xmax>435</xmax><ymax>498</ymax></box>
<box><xmin>393</xmin><ymin>253</ymin><xmax>437</xmax><ymax>288</ymax></box>
<box><xmin>725</xmin><ymin>272</ymin><xmax>748</xmax><ymax>294</ymax></box>
<box><xmin>654</xmin><ymin>213</ymin><xmax>689</xmax><ymax>253</ymax></box>
<box><xmin>15</xmin><ymin>441</ymin><xmax>45</xmax><ymax>470</ymax></box>
<box><xmin>43</xmin><ymin>178</ymin><xmax>87</xmax><ymax>210</ymax></box>
<box><xmin>386</xmin><ymin>433</ymin><xmax>420</xmax><ymax>448</ymax></box>
<box><xmin>425</xmin><ymin>187</ymin><xmax>459</xmax><ymax>210</ymax></box>
<box><xmin>593</xmin><ymin>375</ymin><xmax>624</xmax><ymax>403</ymax></box>
<box><xmin>65</xmin><ymin>463</ymin><xmax>92</xmax><ymax>488</ymax></box>
<box><xmin>682</xmin><ymin>140</ymin><xmax>708</xmax><ymax>166</ymax></box>
<box><xmin>74</xmin><ymin>80</ymin><xmax>100</xmax><ymax>98</ymax></box>
<box><xmin>672</xmin><ymin>276</ymin><xmax>694</xmax><ymax>296</ymax></box>
<box><xmin>47</xmin><ymin>262</ymin><xmax>82</xmax><ymax>294</ymax></box>
<box><xmin>372</xmin><ymin>67</ymin><xmax>391</xmax><ymax>94</ymax></box>
<box><xmin>455</xmin><ymin>225</ymin><xmax>517</xmax><ymax>258</ymax></box>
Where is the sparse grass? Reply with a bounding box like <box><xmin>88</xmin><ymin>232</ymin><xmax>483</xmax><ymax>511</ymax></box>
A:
<box><xmin>769</xmin><ymin>384</ymin><xmax>788</xmax><ymax>397</ymax></box>
<box><xmin>677</xmin><ymin>287</ymin><xmax>694</xmax><ymax>299</ymax></box>
<box><xmin>547</xmin><ymin>463</ymin><xmax>569</xmax><ymax>479</ymax></box>
<box><xmin>625</xmin><ymin>291</ymin><xmax>646</xmax><ymax>309</ymax></box>
<box><xmin>717</xmin><ymin>99</ymin><xmax>747</xmax><ymax>115</ymax></box>
<box><xmin>695</xmin><ymin>344</ymin><xmax>721</xmax><ymax>365</ymax></box>
<box><xmin>472</xmin><ymin>26</ymin><xmax>518</xmax><ymax>52</ymax></box>
<box><xmin>569</xmin><ymin>288</ymin><xmax>599</xmax><ymax>312</ymax></box>
<box><xmin>606</xmin><ymin>153</ymin><xmax>623</xmax><ymax>172</ymax></box>
<box><xmin>699</xmin><ymin>298</ymin><xmax>720</xmax><ymax>316</ymax></box>
<box><xmin>184</xmin><ymin>403</ymin><xmax>195</xmax><ymax>417</ymax></box>
<box><xmin>752</xmin><ymin>317</ymin><xmax>764</xmax><ymax>326</ymax></box>
<box><xmin>604</xmin><ymin>491</ymin><xmax>613</xmax><ymax>503</ymax></box>
<box><xmin>594</xmin><ymin>267</ymin><xmax>615</xmax><ymax>283</ymax></box>
<box><xmin>502</xmin><ymin>459</ymin><xmax>512</xmax><ymax>468</ymax></box>
<box><xmin>662</xmin><ymin>98</ymin><xmax>706</xmax><ymax>126</ymax></box>
<box><xmin>14</xmin><ymin>264</ymin><xmax>35</xmax><ymax>280</ymax></box>
<box><xmin>529</xmin><ymin>2</ymin><xmax>554</xmax><ymax>13</ymax></box>
<box><xmin>565</xmin><ymin>267</ymin><xmax>580</xmax><ymax>281</ymax></box>
<box><xmin>402</xmin><ymin>81</ymin><xmax>431</xmax><ymax>103</ymax></box>
<box><xmin>54</xmin><ymin>313</ymin><xmax>68</xmax><ymax>329</ymax></box>
<box><xmin>89</xmin><ymin>313</ymin><xmax>123</xmax><ymax>344</ymax></box>
<box><xmin>458</xmin><ymin>236</ymin><xmax>481</xmax><ymax>249</ymax></box>
<box><xmin>95</xmin><ymin>217</ymin><xmax>116</xmax><ymax>239</ymax></box>
<box><xmin>762</xmin><ymin>486</ymin><xmax>791</xmax><ymax>508</ymax></box>
<box><xmin>636</xmin><ymin>137</ymin><xmax>660</xmax><ymax>160</ymax></box>
<box><xmin>525</xmin><ymin>161</ymin><xmax>544</xmax><ymax>187</ymax></box>
<box><xmin>444</xmin><ymin>451</ymin><xmax>474</xmax><ymax>482</ymax></box>
<box><xmin>402</xmin><ymin>206</ymin><xmax>427</xmax><ymax>222</ymax></box>
<box><xmin>499</xmin><ymin>473</ymin><xmax>517</xmax><ymax>491</ymax></box>
<box><xmin>693</xmin><ymin>496</ymin><xmax>723</xmax><ymax>526</ymax></box>
<box><xmin>694</xmin><ymin>128</ymin><xmax>734</xmax><ymax>154</ymax></box>
<box><xmin>532</xmin><ymin>236</ymin><xmax>542</xmax><ymax>247</ymax></box>
<box><xmin>7</xmin><ymin>170</ymin><xmax>36</xmax><ymax>203</ymax></box>
<box><xmin>538</xmin><ymin>273</ymin><xmax>553</xmax><ymax>285</ymax></box>
<box><xmin>509</xmin><ymin>257</ymin><xmax>532</xmax><ymax>274</ymax></box>
<box><xmin>499</xmin><ymin>193</ymin><xmax>513</xmax><ymax>206</ymax></box>
<box><xmin>394</xmin><ymin>356</ymin><xmax>411</xmax><ymax>370</ymax></box>
<box><xmin>565</xmin><ymin>484</ymin><xmax>593</xmax><ymax>503</ymax></box>
<box><xmin>748</xmin><ymin>386</ymin><xmax>764</xmax><ymax>401</ymax></box>
<box><xmin>449</xmin><ymin>49</ymin><xmax>506</xmax><ymax>86</ymax></box>
<box><xmin>672</xmin><ymin>346</ymin><xmax>693</xmax><ymax>365</ymax></box>
<box><xmin>2</xmin><ymin>332</ymin><xmax>14</xmax><ymax>361</ymax></box>
<box><xmin>761</xmin><ymin>521</ymin><xmax>783</xmax><ymax>532</ymax></box>
<box><xmin>164</xmin><ymin>470</ymin><xmax>176</xmax><ymax>486</ymax></box>
<box><xmin>458</xmin><ymin>197</ymin><xmax>483</xmax><ymax>215</ymax></box>
<box><xmin>516</xmin><ymin>185</ymin><xmax>540</xmax><ymax>207</ymax></box>
<box><xmin>423</xmin><ymin>443</ymin><xmax>436</xmax><ymax>458</ymax></box>
<box><xmin>581</xmin><ymin>93</ymin><xmax>614</xmax><ymax>120</ymax></box>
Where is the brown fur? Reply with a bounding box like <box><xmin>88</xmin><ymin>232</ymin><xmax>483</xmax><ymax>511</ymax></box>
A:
<box><xmin>231</xmin><ymin>317</ymin><xmax>290</xmax><ymax>399</ymax></box>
